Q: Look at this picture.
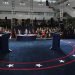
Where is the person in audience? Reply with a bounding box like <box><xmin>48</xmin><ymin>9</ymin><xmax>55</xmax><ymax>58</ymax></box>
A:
<box><xmin>18</xmin><ymin>29</ymin><xmax>21</xmax><ymax>34</ymax></box>
<box><xmin>41</xmin><ymin>29</ymin><xmax>46</xmax><ymax>38</ymax></box>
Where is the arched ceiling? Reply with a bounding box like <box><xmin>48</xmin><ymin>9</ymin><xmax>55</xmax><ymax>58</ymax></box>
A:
<box><xmin>0</xmin><ymin>0</ymin><xmax>75</xmax><ymax>14</ymax></box>
<box><xmin>0</xmin><ymin>0</ymin><xmax>68</xmax><ymax>6</ymax></box>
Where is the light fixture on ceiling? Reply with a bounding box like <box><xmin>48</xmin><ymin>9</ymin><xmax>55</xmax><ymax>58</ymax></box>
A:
<box><xmin>38</xmin><ymin>0</ymin><xmax>43</xmax><ymax>6</ymax></box>
<box><xmin>20</xmin><ymin>0</ymin><xmax>25</xmax><ymax>6</ymax></box>
<box><xmin>66</xmin><ymin>0</ymin><xmax>70</xmax><ymax>6</ymax></box>
<box><xmin>46</xmin><ymin>0</ymin><xmax>49</xmax><ymax>6</ymax></box>
<box><xmin>38</xmin><ymin>3</ymin><xmax>43</xmax><ymax>6</ymax></box>
<box><xmin>20</xmin><ymin>3</ymin><xmax>25</xmax><ymax>6</ymax></box>
<box><xmin>66</xmin><ymin>3</ymin><xmax>70</xmax><ymax>6</ymax></box>
<box><xmin>3</xmin><ymin>0</ymin><xmax>9</xmax><ymax>5</ymax></box>
<box><xmin>34</xmin><ymin>0</ymin><xmax>46</xmax><ymax>2</ymax></box>
<box><xmin>49</xmin><ymin>0</ymin><xmax>56</xmax><ymax>3</ymax></box>
<box><xmin>46</xmin><ymin>0</ymin><xmax>56</xmax><ymax>6</ymax></box>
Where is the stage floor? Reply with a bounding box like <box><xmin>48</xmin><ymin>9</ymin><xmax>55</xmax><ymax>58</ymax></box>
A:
<box><xmin>0</xmin><ymin>39</ymin><xmax>75</xmax><ymax>75</ymax></box>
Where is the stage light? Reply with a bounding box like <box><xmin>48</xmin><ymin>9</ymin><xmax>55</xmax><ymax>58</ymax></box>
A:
<box><xmin>3</xmin><ymin>1</ymin><xmax>9</xmax><ymax>5</ymax></box>
<box><xmin>46</xmin><ymin>0</ymin><xmax>49</xmax><ymax>6</ymax></box>
<box><xmin>34</xmin><ymin>0</ymin><xmax>46</xmax><ymax>2</ymax></box>
<box><xmin>49</xmin><ymin>1</ymin><xmax>56</xmax><ymax>3</ymax></box>
<box><xmin>20</xmin><ymin>2</ymin><xmax>25</xmax><ymax>6</ymax></box>
<box><xmin>37</xmin><ymin>0</ymin><xmax>43</xmax><ymax>6</ymax></box>
<box><xmin>66</xmin><ymin>3</ymin><xmax>70</xmax><ymax>6</ymax></box>
<box><xmin>38</xmin><ymin>2</ymin><xmax>43</xmax><ymax>6</ymax></box>
<box><xmin>19</xmin><ymin>0</ymin><xmax>26</xmax><ymax>6</ymax></box>
<box><xmin>66</xmin><ymin>0</ymin><xmax>70</xmax><ymax>6</ymax></box>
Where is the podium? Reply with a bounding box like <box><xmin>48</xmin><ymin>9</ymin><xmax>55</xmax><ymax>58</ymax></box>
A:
<box><xmin>0</xmin><ymin>33</ymin><xmax>10</xmax><ymax>53</ymax></box>
<box><xmin>51</xmin><ymin>33</ymin><xmax>60</xmax><ymax>50</ymax></box>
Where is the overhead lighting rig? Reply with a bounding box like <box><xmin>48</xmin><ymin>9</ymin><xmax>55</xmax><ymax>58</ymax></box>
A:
<box><xmin>20</xmin><ymin>0</ymin><xmax>25</xmax><ymax>6</ymax></box>
<box><xmin>3</xmin><ymin>0</ymin><xmax>9</xmax><ymax>5</ymax></box>
<box><xmin>38</xmin><ymin>0</ymin><xmax>43</xmax><ymax>6</ymax></box>
<box><xmin>66</xmin><ymin>0</ymin><xmax>70</xmax><ymax>6</ymax></box>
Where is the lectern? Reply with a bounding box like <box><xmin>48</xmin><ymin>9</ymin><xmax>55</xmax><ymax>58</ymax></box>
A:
<box><xmin>0</xmin><ymin>33</ymin><xmax>10</xmax><ymax>53</ymax></box>
<box><xmin>51</xmin><ymin>33</ymin><xmax>60</xmax><ymax>50</ymax></box>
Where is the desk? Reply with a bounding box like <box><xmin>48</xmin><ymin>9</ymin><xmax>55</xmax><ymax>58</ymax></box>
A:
<box><xmin>0</xmin><ymin>33</ymin><xmax>10</xmax><ymax>53</ymax></box>
<box><xmin>16</xmin><ymin>34</ymin><xmax>36</xmax><ymax>41</ymax></box>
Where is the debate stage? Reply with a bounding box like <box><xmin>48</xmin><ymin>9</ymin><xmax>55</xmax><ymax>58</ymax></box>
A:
<box><xmin>0</xmin><ymin>33</ymin><xmax>75</xmax><ymax>75</ymax></box>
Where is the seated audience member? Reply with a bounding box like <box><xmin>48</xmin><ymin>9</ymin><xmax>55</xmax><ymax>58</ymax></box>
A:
<box><xmin>18</xmin><ymin>29</ymin><xmax>21</xmax><ymax>34</ymax></box>
<box><xmin>41</xmin><ymin>29</ymin><xmax>46</xmax><ymax>38</ymax></box>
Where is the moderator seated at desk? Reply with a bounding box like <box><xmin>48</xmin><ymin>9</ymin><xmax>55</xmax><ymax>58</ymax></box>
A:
<box><xmin>16</xmin><ymin>34</ymin><xmax>36</xmax><ymax>41</ymax></box>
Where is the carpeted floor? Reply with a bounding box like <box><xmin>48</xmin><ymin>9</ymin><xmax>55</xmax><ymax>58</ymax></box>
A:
<box><xmin>0</xmin><ymin>39</ymin><xmax>75</xmax><ymax>75</ymax></box>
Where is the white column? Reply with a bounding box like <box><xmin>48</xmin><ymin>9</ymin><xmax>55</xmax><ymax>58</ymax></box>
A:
<box><xmin>11</xmin><ymin>0</ymin><xmax>15</xmax><ymax>29</ymax></box>
<box><xmin>29</xmin><ymin>0</ymin><xmax>34</xmax><ymax>26</ymax></box>
<box><xmin>60</xmin><ymin>8</ymin><xmax>63</xmax><ymax>21</ymax></box>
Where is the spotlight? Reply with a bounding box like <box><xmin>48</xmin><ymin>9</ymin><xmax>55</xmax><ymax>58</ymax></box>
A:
<box><xmin>46</xmin><ymin>0</ymin><xmax>49</xmax><ymax>6</ymax></box>
<box><xmin>66</xmin><ymin>3</ymin><xmax>70</xmax><ymax>6</ymax></box>
<box><xmin>66</xmin><ymin>0</ymin><xmax>70</xmax><ymax>6</ymax></box>
<box><xmin>3</xmin><ymin>1</ymin><xmax>9</xmax><ymax>5</ymax></box>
